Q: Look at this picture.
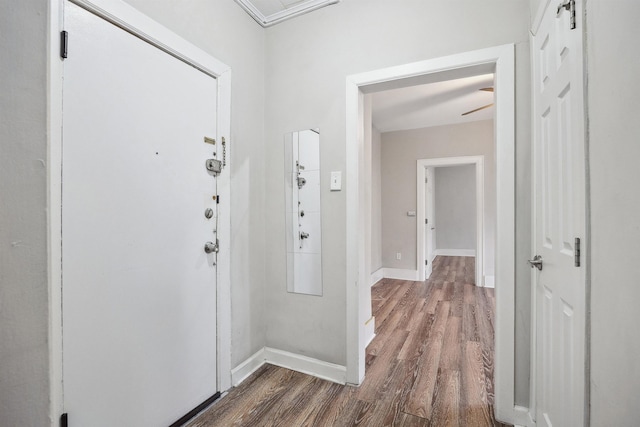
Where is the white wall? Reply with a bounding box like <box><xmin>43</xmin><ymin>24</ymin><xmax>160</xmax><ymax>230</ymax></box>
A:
<box><xmin>584</xmin><ymin>0</ymin><xmax>640</xmax><ymax>424</ymax></box>
<box><xmin>380</xmin><ymin>121</ymin><xmax>495</xmax><ymax>274</ymax></box>
<box><xmin>434</xmin><ymin>165</ymin><xmax>476</xmax><ymax>251</ymax></box>
<box><xmin>122</xmin><ymin>0</ymin><xmax>267</xmax><ymax>369</ymax></box>
<box><xmin>371</xmin><ymin>126</ymin><xmax>383</xmax><ymax>273</ymax></box>
<box><xmin>0</xmin><ymin>2</ymin><xmax>50</xmax><ymax>425</ymax></box>
<box><xmin>264</xmin><ymin>0</ymin><xmax>531</xmax><ymax>404</ymax></box>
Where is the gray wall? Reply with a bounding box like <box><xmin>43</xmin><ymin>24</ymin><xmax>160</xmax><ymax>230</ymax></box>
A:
<box><xmin>435</xmin><ymin>165</ymin><xmax>476</xmax><ymax>251</ymax></box>
<box><xmin>0</xmin><ymin>2</ymin><xmax>50</xmax><ymax>426</ymax></box>
<box><xmin>585</xmin><ymin>0</ymin><xmax>640</xmax><ymax>424</ymax></box>
<box><xmin>380</xmin><ymin>121</ymin><xmax>495</xmax><ymax>274</ymax></box>
<box><xmin>263</xmin><ymin>0</ymin><xmax>532</xmax><ymax>398</ymax></box>
<box><xmin>2</xmin><ymin>2</ymin><xmax>537</xmax><ymax>423</ymax></box>
<box><xmin>122</xmin><ymin>0</ymin><xmax>267</xmax><ymax>369</ymax></box>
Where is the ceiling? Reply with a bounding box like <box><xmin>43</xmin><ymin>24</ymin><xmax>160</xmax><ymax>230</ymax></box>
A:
<box><xmin>234</xmin><ymin>0</ymin><xmax>494</xmax><ymax>131</ymax></box>
<box><xmin>234</xmin><ymin>0</ymin><xmax>339</xmax><ymax>27</ymax></box>
<box><xmin>371</xmin><ymin>74</ymin><xmax>495</xmax><ymax>133</ymax></box>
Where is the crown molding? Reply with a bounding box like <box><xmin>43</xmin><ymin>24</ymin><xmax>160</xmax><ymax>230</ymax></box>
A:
<box><xmin>234</xmin><ymin>0</ymin><xmax>340</xmax><ymax>27</ymax></box>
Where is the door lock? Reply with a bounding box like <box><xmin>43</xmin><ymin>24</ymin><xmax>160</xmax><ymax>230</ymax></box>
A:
<box><xmin>206</xmin><ymin>159</ymin><xmax>222</xmax><ymax>174</ymax></box>
<box><xmin>204</xmin><ymin>241</ymin><xmax>219</xmax><ymax>254</ymax></box>
<box><xmin>528</xmin><ymin>255</ymin><xmax>543</xmax><ymax>271</ymax></box>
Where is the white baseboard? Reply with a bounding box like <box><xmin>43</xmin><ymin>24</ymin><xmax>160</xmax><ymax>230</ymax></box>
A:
<box><xmin>381</xmin><ymin>268</ymin><xmax>419</xmax><ymax>281</ymax></box>
<box><xmin>370</xmin><ymin>268</ymin><xmax>384</xmax><ymax>287</ymax></box>
<box><xmin>433</xmin><ymin>248</ymin><xmax>476</xmax><ymax>257</ymax></box>
<box><xmin>231</xmin><ymin>346</ymin><xmax>347</xmax><ymax>387</ymax></box>
<box><xmin>231</xmin><ymin>348</ymin><xmax>266</xmax><ymax>386</ymax></box>
<box><xmin>264</xmin><ymin>347</ymin><xmax>346</xmax><ymax>384</ymax></box>
<box><xmin>484</xmin><ymin>275</ymin><xmax>495</xmax><ymax>288</ymax></box>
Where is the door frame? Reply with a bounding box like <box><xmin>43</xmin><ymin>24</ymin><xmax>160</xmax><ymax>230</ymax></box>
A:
<box><xmin>416</xmin><ymin>156</ymin><xmax>485</xmax><ymax>286</ymax></box>
<box><xmin>424</xmin><ymin>167</ymin><xmax>435</xmax><ymax>279</ymax></box>
<box><xmin>346</xmin><ymin>44</ymin><xmax>517</xmax><ymax>422</ymax></box>
<box><xmin>47</xmin><ymin>0</ymin><xmax>232</xmax><ymax>422</ymax></box>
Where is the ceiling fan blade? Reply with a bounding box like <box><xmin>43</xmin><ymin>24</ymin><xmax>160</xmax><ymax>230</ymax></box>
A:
<box><xmin>479</xmin><ymin>87</ymin><xmax>494</xmax><ymax>92</ymax></box>
<box><xmin>461</xmin><ymin>103</ymin><xmax>494</xmax><ymax>116</ymax></box>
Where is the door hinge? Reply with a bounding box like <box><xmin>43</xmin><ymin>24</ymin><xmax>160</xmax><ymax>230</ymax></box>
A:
<box><xmin>557</xmin><ymin>0</ymin><xmax>576</xmax><ymax>30</ymax></box>
<box><xmin>60</xmin><ymin>31</ymin><xmax>68</xmax><ymax>59</ymax></box>
<box><xmin>60</xmin><ymin>413</ymin><xmax>68</xmax><ymax>427</ymax></box>
<box><xmin>574</xmin><ymin>237</ymin><xmax>581</xmax><ymax>267</ymax></box>
<box><xmin>425</xmin><ymin>259</ymin><xmax>428</xmax><ymax>266</ymax></box>
<box><xmin>425</xmin><ymin>218</ymin><xmax>428</xmax><ymax>224</ymax></box>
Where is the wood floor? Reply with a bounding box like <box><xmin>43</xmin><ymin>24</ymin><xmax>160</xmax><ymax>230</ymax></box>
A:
<box><xmin>187</xmin><ymin>256</ymin><xmax>509</xmax><ymax>427</ymax></box>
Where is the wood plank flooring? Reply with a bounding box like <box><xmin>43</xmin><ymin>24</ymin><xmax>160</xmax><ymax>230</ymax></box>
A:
<box><xmin>187</xmin><ymin>256</ymin><xmax>510</xmax><ymax>427</ymax></box>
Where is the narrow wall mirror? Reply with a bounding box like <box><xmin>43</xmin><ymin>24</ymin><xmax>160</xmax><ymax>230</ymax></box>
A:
<box><xmin>284</xmin><ymin>129</ymin><xmax>323</xmax><ymax>296</ymax></box>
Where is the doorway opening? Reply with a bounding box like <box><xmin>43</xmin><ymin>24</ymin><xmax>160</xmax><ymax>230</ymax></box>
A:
<box><xmin>417</xmin><ymin>156</ymin><xmax>486</xmax><ymax>286</ymax></box>
<box><xmin>346</xmin><ymin>44</ymin><xmax>516</xmax><ymax>422</ymax></box>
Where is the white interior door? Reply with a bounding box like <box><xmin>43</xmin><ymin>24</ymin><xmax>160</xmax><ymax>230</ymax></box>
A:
<box><xmin>62</xmin><ymin>3</ymin><xmax>219</xmax><ymax>425</ymax></box>
<box><xmin>424</xmin><ymin>167</ymin><xmax>435</xmax><ymax>278</ymax></box>
<box><xmin>532</xmin><ymin>1</ymin><xmax>586</xmax><ymax>425</ymax></box>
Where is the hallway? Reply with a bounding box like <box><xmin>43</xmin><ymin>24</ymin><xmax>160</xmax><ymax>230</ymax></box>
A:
<box><xmin>188</xmin><ymin>256</ymin><xmax>508</xmax><ymax>426</ymax></box>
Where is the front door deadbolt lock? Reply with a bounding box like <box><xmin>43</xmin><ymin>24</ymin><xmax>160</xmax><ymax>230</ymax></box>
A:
<box><xmin>204</xmin><ymin>208</ymin><xmax>214</xmax><ymax>219</ymax></box>
<box><xmin>206</xmin><ymin>159</ymin><xmax>222</xmax><ymax>174</ymax></box>
<box><xmin>528</xmin><ymin>255</ymin><xmax>543</xmax><ymax>271</ymax></box>
<box><xmin>204</xmin><ymin>241</ymin><xmax>219</xmax><ymax>254</ymax></box>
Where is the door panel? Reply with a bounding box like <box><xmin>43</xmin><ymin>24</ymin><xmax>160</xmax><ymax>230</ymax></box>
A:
<box><xmin>62</xmin><ymin>3</ymin><xmax>218</xmax><ymax>425</ymax></box>
<box><xmin>532</xmin><ymin>1</ymin><xmax>586</xmax><ymax>426</ymax></box>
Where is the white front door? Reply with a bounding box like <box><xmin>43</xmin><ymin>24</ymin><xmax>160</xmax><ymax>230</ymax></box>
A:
<box><xmin>62</xmin><ymin>3</ymin><xmax>219</xmax><ymax>425</ymax></box>
<box><xmin>532</xmin><ymin>0</ymin><xmax>587</xmax><ymax>425</ymax></box>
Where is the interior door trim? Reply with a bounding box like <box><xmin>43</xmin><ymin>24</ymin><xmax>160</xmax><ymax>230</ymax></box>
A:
<box><xmin>346</xmin><ymin>43</ymin><xmax>517</xmax><ymax>423</ymax></box>
<box><xmin>416</xmin><ymin>156</ymin><xmax>485</xmax><ymax>287</ymax></box>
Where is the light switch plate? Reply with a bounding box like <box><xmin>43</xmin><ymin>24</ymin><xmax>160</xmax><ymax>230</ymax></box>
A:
<box><xmin>330</xmin><ymin>171</ymin><xmax>342</xmax><ymax>191</ymax></box>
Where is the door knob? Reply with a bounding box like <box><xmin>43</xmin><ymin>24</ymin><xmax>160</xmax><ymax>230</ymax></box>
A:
<box><xmin>528</xmin><ymin>255</ymin><xmax>543</xmax><ymax>271</ymax></box>
<box><xmin>204</xmin><ymin>241</ymin><xmax>219</xmax><ymax>254</ymax></box>
<box><xmin>300</xmin><ymin>231</ymin><xmax>309</xmax><ymax>239</ymax></box>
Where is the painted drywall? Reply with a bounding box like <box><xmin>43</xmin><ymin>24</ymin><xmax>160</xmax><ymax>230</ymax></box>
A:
<box><xmin>122</xmin><ymin>0</ymin><xmax>267</xmax><ymax>368</ymax></box>
<box><xmin>380</xmin><ymin>121</ymin><xmax>495</xmax><ymax>273</ymax></box>
<box><xmin>371</xmin><ymin>126</ymin><xmax>383</xmax><ymax>273</ymax></box>
<box><xmin>434</xmin><ymin>165</ymin><xmax>476</xmax><ymax>251</ymax></box>
<box><xmin>529</xmin><ymin>0</ymin><xmax>543</xmax><ymax>26</ymax></box>
<box><xmin>584</xmin><ymin>0</ymin><xmax>640</xmax><ymax>424</ymax></box>
<box><xmin>2</xmin><ymin>2</ymin><xmax>536</xmax><ymax>423</ymax></box>
<box><xmin>264</xmin><ymin>0</ymin><xmax>531</xmax><ymax>404</ymax></box>
<box><xmin>0</xmin><ymin>2</ymin><xmax>51</xmax><ymax>426</ymax></box>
